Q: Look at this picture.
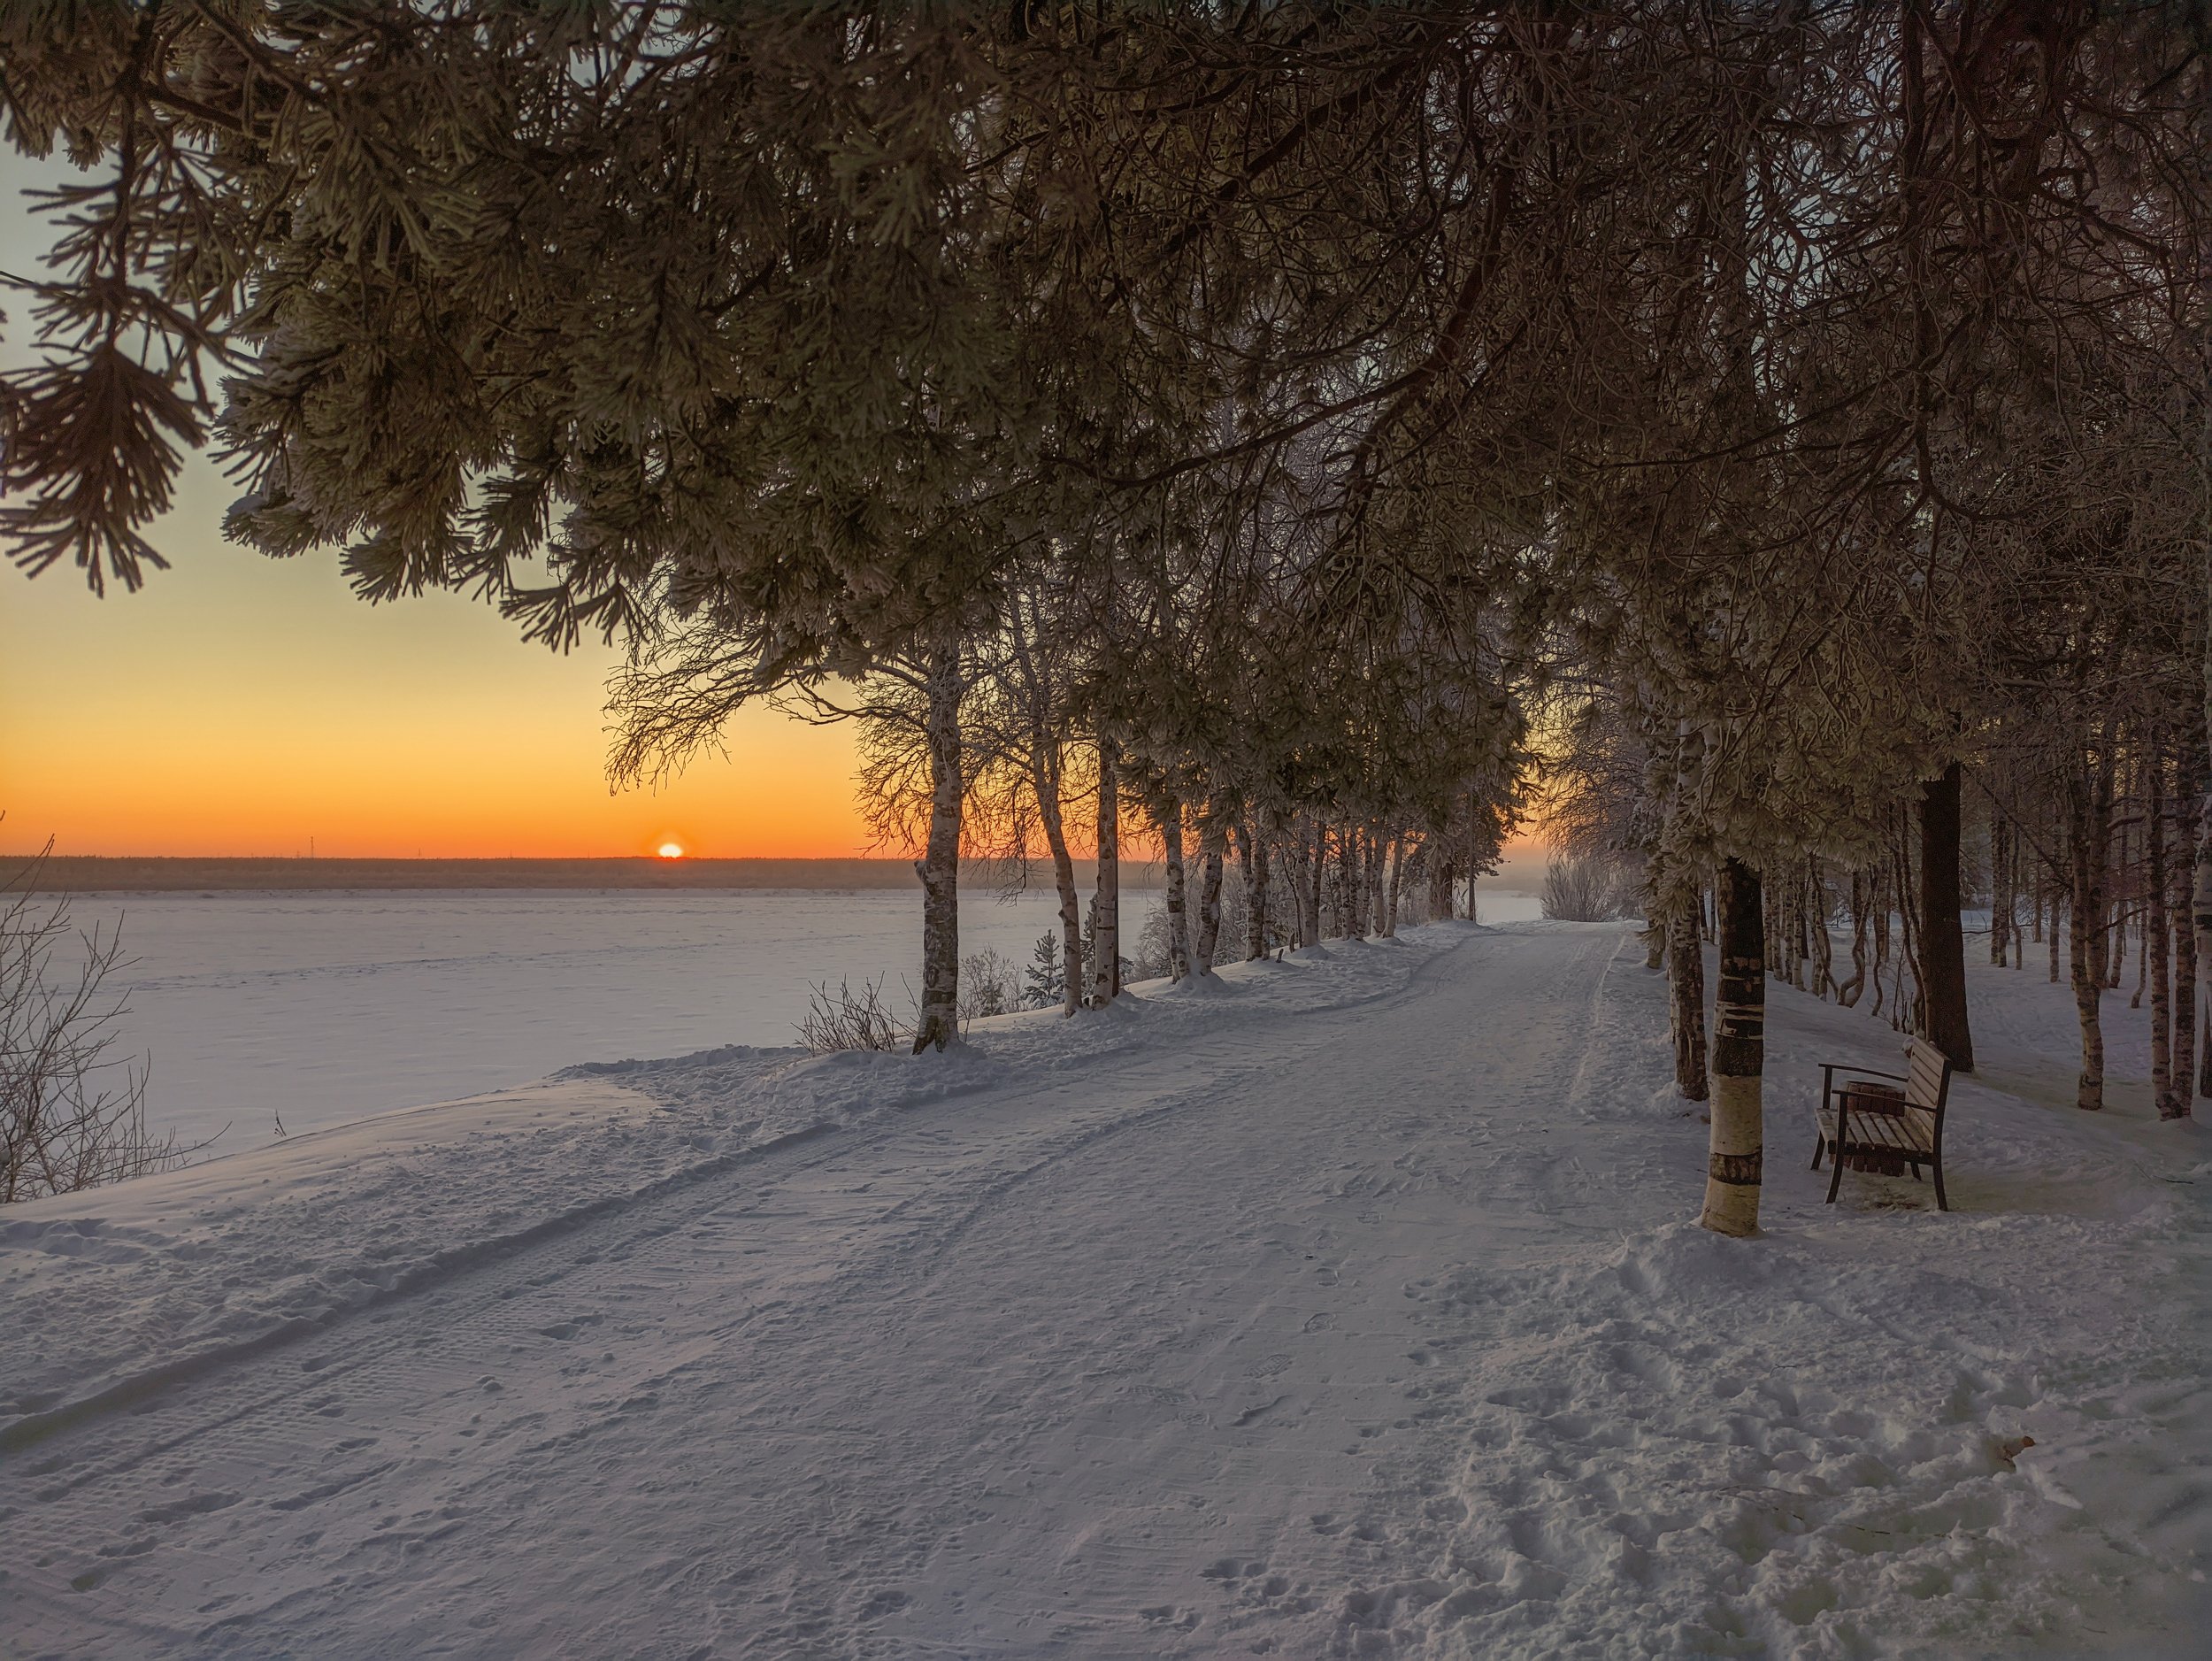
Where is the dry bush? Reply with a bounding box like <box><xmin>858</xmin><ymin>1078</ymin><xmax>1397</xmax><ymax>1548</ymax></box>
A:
<box><xmin>796</xmin><ymin>977</ymin><xmax>902</xmax><ymax>1053</ymax></box>
<box><xmin>3</xmin><ymin>840</ymin><xmax>209</xmax><ymax>1203</ymax></box>
<box><xmin>1540</xmin><ymin>854</ymin><xmax>1640</xmax><ymax>923</ymax></box>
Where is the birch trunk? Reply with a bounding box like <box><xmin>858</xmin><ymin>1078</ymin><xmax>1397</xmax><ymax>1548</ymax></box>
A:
<box><xmin>1162</xmin><ymin>804</ymin><xmax>1190</xmax><ymax>981</ymax></box>
<box><xmin>1242</xmin><ymin>824</ymin><xmax>1271</xmax><ymax>959</ymax></box>
<box><xmin>1366</xmin><ymin>829</ymin><xmax>1386</xmax><ymax>937</ymax></box>
<box><xmin>1286</xmin><ymin>822</ymin><xmax>1317</xmax><ymax>949</ymax></box>
<box><xmin>1669</xmin><ymin>891</ymin><xmax>1709</xmax><ymax>1100</ymax></box>
<box><xmin>1091</xmin><ymin>742</ymin><xmax>1120</xmax><ymax>1005</ymax></box>
<box><xmin>1031</xmin><ymin>744</ymin><xmax>1085</xmax><ymax>1017</ymax></box>
<box><xmin>1305</xmin><ymin>824</ymin><xmax>1326</xmax><ymax>943</ymax></box>
<box><xmin>1383</xmin><ymin>836</ymin><xmax>1405</xmax><ymax>937</ymax></box>
<box><xmin>1334</xmin><ymin>824</ymin><xmax>1359</xmax><ymax>939</ymax></box>
<box><xmin>1194</xmin><ymin>801</ymin><xmax>1226</xmax><ymax>974</ymax></box>
<box><xmin>910</xmin><ymin>645</ymin><xmax>964</xmax><ymax>1054</ymax></box>
<box><xmin>1701</xmin><ymin>857</ymin><xmax>1764</xmax><ymax>1237</ymax></box>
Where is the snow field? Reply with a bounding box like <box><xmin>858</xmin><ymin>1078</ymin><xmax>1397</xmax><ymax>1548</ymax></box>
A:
<box><xmin>0</xmin><ymin>921</ymin><xmax>2204</xmax><ymax>1658</ymax></box>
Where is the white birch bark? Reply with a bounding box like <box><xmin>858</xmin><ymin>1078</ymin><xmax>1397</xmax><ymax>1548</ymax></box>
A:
<box><xmin>1162</xmin><ymin>804</ymin><xmax>1190</xmax><ymax>981</ymax></box>
<box><xmin>1301</xmin><ymin>820</ymin><xmax>1325</xmax><ymax>946</ymax></box>
<box><xmin>1239</xmin><ymin>821</ymin><xmax>1271</xmax><ymax>960</ymax></box>
<box><xmin>1193</xmin><ymin>798</ymin><xmax>1226</xmax><ymax>973</ymax></box>
<box><xmin>1383</xmin><ymin>835</ymin><xmax>1405</xmax><ymax>937</ymax></box>
<box><xmin>1031</xmin><ymin>745</ymin><xmax>1084</xmax><ymax>1017</ymax></box>
<box><xmin>1700</xmin><ymin>857</ymin><xmax>1764</xmax><ymax>1236</ymax></box>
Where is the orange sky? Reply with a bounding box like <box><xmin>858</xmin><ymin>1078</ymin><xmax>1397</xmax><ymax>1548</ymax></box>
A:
<box><xmin>0</xmin><ymin>487</ymin><xmax>873</xmax><ymax>858</ymax></box>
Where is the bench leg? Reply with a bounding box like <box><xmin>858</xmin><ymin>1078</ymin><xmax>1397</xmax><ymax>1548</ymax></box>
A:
<box><xmin>1932</xmin><ymin>1159</ymin><xmax>1948</xmax><ymax>1211</ymax></box>
<box><xmin>1824</xmin><ymin>1145</ymin><xmax>1846</xmax><ymax>1204</ymax></box>
<box><xmin>1811</xmin><ymin>1136</ymin><xmax>1824</xmax><ymax>1172</ymax></box>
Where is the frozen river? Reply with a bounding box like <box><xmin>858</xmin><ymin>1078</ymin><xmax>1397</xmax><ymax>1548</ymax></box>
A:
<box><xmin>66</xmin><ymin>883</ymin><xmax>1542</xmax><ymax>1150</ymax></box>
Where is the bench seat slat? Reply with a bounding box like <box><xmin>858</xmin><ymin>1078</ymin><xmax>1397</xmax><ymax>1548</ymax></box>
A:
<box><xmin>1816</xmin><ymin>1105</ymin><xmax>1933</xmax><ymax>1157</ymax></box>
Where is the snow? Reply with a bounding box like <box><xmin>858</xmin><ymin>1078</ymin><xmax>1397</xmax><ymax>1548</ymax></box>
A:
<box><xmin>56</xmin><ymin>887</ymin><xmax>1122</xmax><ymax>1148</ymax></box>
<box><xmin>63</xmin><ymin>882</ymin><xmax>1538</xmax><ymax>1151</ymax></box>
<box><xmin>4</xmin><ymin>921</ymin><xmax>2204</xmax><ymax>1657</ymax></box>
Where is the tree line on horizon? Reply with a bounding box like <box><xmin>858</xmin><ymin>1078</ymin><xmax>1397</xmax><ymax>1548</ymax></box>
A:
<box><xmin>2</xmin><ymin>3</ymin><xmax>2206</xmax><ymax>1234</ymax></box>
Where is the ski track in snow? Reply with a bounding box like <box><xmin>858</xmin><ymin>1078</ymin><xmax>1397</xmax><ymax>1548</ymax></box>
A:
<box><xmin>1</xmin><ymin>922</ymin><xmax>2208</xmax><ymax>1658</ymax></box>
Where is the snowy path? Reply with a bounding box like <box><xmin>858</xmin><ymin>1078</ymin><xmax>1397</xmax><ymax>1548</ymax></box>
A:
<box><xmin>4</xmin><ymin>924</ymin><xmax>2206</xmax><ymax>1658</ymax></box>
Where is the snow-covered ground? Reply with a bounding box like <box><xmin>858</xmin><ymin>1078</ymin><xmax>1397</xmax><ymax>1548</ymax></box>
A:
<box><xmin>4</xmin><ymin>921</ymin><xmax>2202</xmax><ymax>1657</ymax></box>
<box><xmin>62</xmin><ymin>883</ymin><xmax>1543</xmax><ymax>1150</ymax></box>
<box><xmin>57</xmin><ymin>887</ymin><xmax>1122</xmax><ymax>1148</ymax></box>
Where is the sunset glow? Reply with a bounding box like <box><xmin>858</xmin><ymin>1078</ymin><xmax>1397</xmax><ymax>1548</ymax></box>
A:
<box><xmin>657</xmin><ymin>842</ymin><xmax>685</xmax><ymax>859</ymax></box>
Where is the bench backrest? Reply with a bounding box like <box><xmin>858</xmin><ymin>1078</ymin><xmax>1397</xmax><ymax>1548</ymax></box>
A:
<box><xmin>1904</xmin><ymin>1039</ymin><xmax>1954</xmax><ymax>1147</ymax></box>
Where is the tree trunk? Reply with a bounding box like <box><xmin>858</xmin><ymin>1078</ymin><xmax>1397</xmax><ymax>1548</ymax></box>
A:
<box><xmin>1383</xmin><ymin>836</ymin><xmax>1405</xmax><ymax>937</ymax></box>
<box><xmin>1835</xmin><ymin>869</ymin><xmax>1869</xmax><ymax>1009</ymax></box>
<box><xmin>2069</xmin><ymin>765</ymin><xmax>2110</xmax><ymax>1111</ymax></box>
<box><xmin>1916</xmin><ymin>763</ymin><xmax>1974</xmax><ymax>1069</ymax></box>
<box><xmin>2000</xmin><ymin>813</ymin><xmax>2017</xmax><ymax>968</ymax></box>
<box><xmin>1870</xmin><ymin>862</ymin><xmax>1890</xmax><ymax>1019</ymax></box>
<box><xmin>1240</xmin><ymin>822</ymin><xmax>1271</xmax><ymax>960</ymax></box>
<box><xmin>2048</xmin><ymin>866</ymin><xmax>2062</xmax><ymax>982</ymax></box>
<box><xmin>1366</xmin><ymin>828</ymin><xmax>1386</xmax><ymax>937</ymax></box>
<box><xmin>2108</xmin><ymin>821</ymin><xmax>2129</xmax><ymax>989</ymax></box>
<box><xmin>1807</xmin><ymin>857</ymin><xmax>1834</xmax><ymax>999</ymax></box>
<box><xmin>1893</xmin><ymin>813</ymin><xmax>1919</xmax><ymax>1033</ymax></box>
<box><xmin>1091</xmin><ymin>742</ymin><xmax>1120</xmax><ymax>1005</ymax></box>
<box><xmin>1162</xmin><ymin>803</ymin><xmax>1191</xmax><ymax>981</ymax></box>
<box><xmin>1286</xmin><ymin>822</ymin><xmax>1318</xmax><ymax>949</ymax></box>
<box><xmin>1701</xmin><ymin>857</ymin><xmax>1765</xmax><ymax>1237</ymax></box>
<box><xmin>1194</xmin><ymin>801</ymin><xmax>1226</xmax><ymax>975</ymax></box>
<box><xmin>1670</xmin><ymin>891</ymin><xmax>1709</xmax><ymax>1100</ymax></box>
<box><xmin>2195</xmin><ymin>793</ymin><xmax>2212</xmax><ymax>1101</ymax></box>
<box><xmin>1031</xmin><ymin>744</ymin><xmax>1085</xmax><ymax>1018</ymax></box>
<box><xmin>2151</xmin><ymin>750</ymin><xmax>2179</xmax><ymax>1115</ymax></box>
<box><xmin>2173</xmin><ymin>861</ymin><xmax>2197</xmax><ymax>1115</ymax></box>
<box><xmin>1334</xmin><ymin>823</ymin><xmax>1359</xmax><ymax>939</ymax></box>
<box><xmin>1308</xmin><ymin>823</ymin><xmax>1329</xmax><ymax>942</ymax></box>
<box><xmin>910</xmin><ymin>644</ymin><xmax>964</xmax><ymax>1053</ymax></box>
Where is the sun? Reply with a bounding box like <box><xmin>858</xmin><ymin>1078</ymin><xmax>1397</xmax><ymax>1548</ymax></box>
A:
<box><xmin>657</xmin><ymin>841</ymin><xmax>685</xmax><ymax>859</ymax></box>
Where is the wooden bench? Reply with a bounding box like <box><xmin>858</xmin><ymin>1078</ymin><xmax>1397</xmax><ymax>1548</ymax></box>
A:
<box><xmin>1809</xmin><ymin>1040</ymin><xmax>1955</xmax><ymax>1211</ymax></box>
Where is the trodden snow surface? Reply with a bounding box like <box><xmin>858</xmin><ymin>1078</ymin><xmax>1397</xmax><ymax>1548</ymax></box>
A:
<box><xmin>2</xmin><ymin>921</ymin><xmax>2206</xmax><ymax>1658</ymax></box>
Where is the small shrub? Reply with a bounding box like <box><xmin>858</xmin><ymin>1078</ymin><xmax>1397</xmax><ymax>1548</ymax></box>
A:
<box><xmin>3</xmin><ymin>839</ymin><xmax>208</xmax><ymax>1203</ymax></box>
<box><xmin>797</xmin><ymin>977</ymin><xmax>902</xmax><ymax>1052</ymax></box>
<box><xmin>1540</xmin><ymin>853</ymin><xmax>1639</xmax><ymax>922</ymax></box>
<box><xmin>958</xmin><ymin>949</ymin><xmax>1020</xmax><ymax>1026</ymax></box>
